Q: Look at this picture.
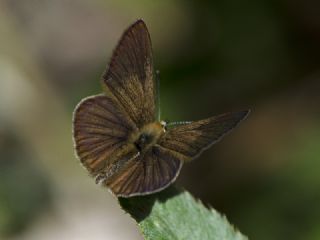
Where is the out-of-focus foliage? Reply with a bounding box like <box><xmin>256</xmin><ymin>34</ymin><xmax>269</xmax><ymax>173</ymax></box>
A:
<box><xmin>0</xmin><ymin>0</ymin><xmax>319</xmax><ymax>239</ymax></box>
<box><xmin>0</xmin><ymin>129</ymin><xmax>51</xmax><ymax>236</ymax></box>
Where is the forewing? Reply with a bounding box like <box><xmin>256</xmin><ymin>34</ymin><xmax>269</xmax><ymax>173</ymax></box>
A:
<box><xmin>158</xmin><ymin>110</ymin><xmax>250</xmax><ymax>161</ymax></box>
<box><xmin>102</xmin><ymin>19</ymin><xmax>155</xmax><ymax>128</ymax></box>
<box><xmin>106</xmin><ymin>146</ymin><xmax>183</xmax><ymax>197</ymax></box>
<box><xmin>73</xmin><ymin>95</ymin><xmax>138</xmax><ymax>176</ymax></box>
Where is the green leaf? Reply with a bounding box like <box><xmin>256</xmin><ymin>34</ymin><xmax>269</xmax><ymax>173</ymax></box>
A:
<box><xmin>119</xmin><ymin>186</ymin><xmax>248</xmax><ymax>240</ymax></box>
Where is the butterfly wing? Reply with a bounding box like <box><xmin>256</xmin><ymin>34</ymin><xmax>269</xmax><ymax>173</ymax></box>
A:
<box><xmin>73</xmin><ymin>95</ymin><xmax>138</xmax><ymax>177</ymax></box>
<box><xmin>158</xmin><ymin>110</ymin><xmax>250</xmax><ymax>161</ymax></box>
<box><xmin>105</xmin><ymin>145</ymin><xmax>183</xmax><ymax>197</ymax></box>
<box><xmin>102</xmin><ymin>19</ymin><xmax>156</xmax><ymax>128</ymax></box>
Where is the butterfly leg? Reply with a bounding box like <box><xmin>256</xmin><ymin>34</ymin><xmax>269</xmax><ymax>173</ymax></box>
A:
<box><xmin>94</xmin><ymin>151</ymin><xmax>141</xmax><ymax>186</ymax></box>
<box><xmin>95</xmin><ymin>173</ymin><xmax>108</xmax><ymax>185</ymax></box>
<box><xmin>156</xmin><ymin>70</ymin><xmax>161</xmax><ymax>121</ymax></box>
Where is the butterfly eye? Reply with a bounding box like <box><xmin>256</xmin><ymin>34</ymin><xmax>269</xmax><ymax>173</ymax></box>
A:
<box><xmin>160</xmin><ymin>120</ymin><xmax>167</xmax><ymax>132</ymax></box>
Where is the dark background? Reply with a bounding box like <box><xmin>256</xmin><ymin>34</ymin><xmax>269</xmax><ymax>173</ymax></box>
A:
<box><xmin>1</xmin><ymin>0</ymin><xmax>320</xmax><ymax>239</ymax></box>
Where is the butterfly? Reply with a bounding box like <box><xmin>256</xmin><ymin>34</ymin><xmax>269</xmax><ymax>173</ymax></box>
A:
<box><xmin>72</xmin><ymin>19</ymin><xmax>249</xmax><ymax>198</ymax></box>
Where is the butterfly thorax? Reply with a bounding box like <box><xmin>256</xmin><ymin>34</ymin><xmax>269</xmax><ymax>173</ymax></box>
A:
<box><xmin>131</xmin><ymin>122</ymin><xmax>165</xmax><ymax>153</ymax></box>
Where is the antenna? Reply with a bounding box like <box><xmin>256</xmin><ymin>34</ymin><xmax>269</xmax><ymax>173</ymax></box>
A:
<box><xmin>166</xmin><ymin>121</ymin><xmax>192</xmax><ymax>127</ymax></box>
<box><xmin>156</xmin><ymin>70</ymin><xmax>161</xmax><ymax>121</ymax></box>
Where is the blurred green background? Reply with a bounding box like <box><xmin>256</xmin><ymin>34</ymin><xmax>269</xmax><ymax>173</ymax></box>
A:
<box><xmin>0</xmin><ymin>0</ymin><xmax>320</xmax><ymax>239</ymax></box>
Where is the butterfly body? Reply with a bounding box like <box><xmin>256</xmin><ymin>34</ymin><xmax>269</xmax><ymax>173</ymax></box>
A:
<box><xmin>131</xmin><ymin>121</ymin><xmax>165</xmax><ymax>153</ymax></box>
<box><xmin>73</xmin><ymin>19</ymin><xmax>249</xmax><ymax>197</ymax></box>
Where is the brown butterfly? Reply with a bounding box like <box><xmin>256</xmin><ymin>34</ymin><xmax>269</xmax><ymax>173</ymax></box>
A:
<box><xmin>72</xmin><ymin>19</ymin><xmax>249</xmax><ymax>197</ymax></box>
